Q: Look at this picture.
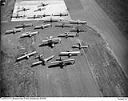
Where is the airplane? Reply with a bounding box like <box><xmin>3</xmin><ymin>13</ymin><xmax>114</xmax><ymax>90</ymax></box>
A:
<box><xmin>70</xmin><ymin>27</ymin><xmax>85</xmax><ymax>33</ymax></box>
<box><xmin>72</xmin><ymin>40</ymin><xmax>89</xmax><ymax>50</ymax></box>
<box><xmin>69</xmin><ymin>20</ymin><xmax>87</xmax><ymax>25</ymax></box>
<box><xmin>5</xmin><ymin>28</ymin><xmax>23</xmax><ymax>34</ymax></box>
<box><xmin>48</xmin><ymin>58</ymin><xmax>75</xmax><ymax>69</ymax></box>
<box><xmin>17</xmin><ymin>7</ymin><xmax>30</xmax><ymax>12</ymax></box>
<box><xmin>31</xmin><ymin>55</ymin><xmax>55</xmax><ymax>67</ymax></box>
<box><xmin>0</xmin><ymin>0</ymin><xmax>6</xmax><ymax>6</ymax></box>
<box><xmin>27</xmin><ymin>15</ymin><xmax>40</xmax><ymax>19</ymax></box>
<box><xmin>57</xmin><ymin>32</ymin><xmax>78</xmax><ymax>38</ymax></box>
<box><xmin>34</xmin><ymin>8</ymin><xmax>46</xmax><ymax>12</ymax></box>
<box><xmin>59</xmin><ymin>51</ymin><xmax>81</xmax><ymax>58</ymax></box>
<box><xmin>43</xmin><ymin>17</ymin><xmax>60</xmax><ymax>23</ymax></box>
<box><xmin>37</xmin><ymin>2</ymin><xmax>48</xmax><ymax>7</ymax></box>
<box><xmin>52</xmin><ymin>13</ymin><xmax>68</xmax><ymax>17</ymax></box>
<box><xmin>42</xmin><ymin>13</ymin><xmax>50</xmax><ymax>17</ymax></box>
<box><xmin>16</xmin><ymin>51</ymin><xmax>37</xmax><ymax>62</ymax></box>
<box><xmin>34</xmin><ymin>24</ymin><xmax>52</xmax><ymax>30</ymax></box>
<box><xmin>55</xmin><ymin>23</ymin><xmax>73</xmax><ymax>28</ymax></box>
<box><xmin>15</xmin><ymin>23</ymin><xmax>33</xmax><ymax>29</ymax></box>
<box><xmin>11</xmin><ymin>14</ymin><xmax>24</xmax><ymax>19</ymax></box>
<box><xmin>20</xmin><ymin>31</ymin><xmax>39</xmax><ymax>38</ymax></box>
<box><xmin>39</xmin><ymin>36</ymin><xmax>61</xmax><ymax>48</ymax></box>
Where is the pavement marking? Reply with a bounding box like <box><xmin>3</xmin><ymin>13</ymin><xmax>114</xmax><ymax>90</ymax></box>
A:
<box><xmin>12</xmin><ymin>0</ymin><xmax>69</xmax><ymax>21</ymax></box>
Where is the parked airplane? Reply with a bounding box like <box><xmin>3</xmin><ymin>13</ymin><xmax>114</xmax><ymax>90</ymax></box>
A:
<box><xmin>42</xmin><ymin>13</ymin><xmax>50</xmax><ymax>17</ymax></box>
<box><xmin>34</xmin><ymin>24</ymin><xmax>52</xmax><ymax>30</ymax></box>
<box><xmin>34</xmin><ymin>8</ymin><xmax>45</xmax><ymax>12</ymax></box>
<box><xmin>15</xmin><ymin>23</ymin><xmax>33</xmax><ymax>29</ymax></box>
<box><xmin>39</xmin><ymin>36</ymin><xmax>61</xmax><ymax>48</ymax></box>
<box><xmin>72</xmin><ymin>40</ymin><xmax>89</xmax><ymax>49</ymax></box>
<box><xmin>20</xmin><ymin>31</ymin><xmax>39</xmax><ymax>38</ymax></box>
<box><xmin>55</xmin><ymin>23</ymin><xmax>73</xmax><ymax>28</ymax></box>
<box><xmin>48</xmin><ymin>58</ymin><xmax>75</xmax><ymax>69</ymax></box>
<box><xmin>57</xmin><ymin>32</ymin><xmax>78</xmax><ymax>38</ymax></box>
<box><xmin>5</xmin><ymin>28</ymin><xmax>23</xmax><ymax>34</ymax></box>
<box><xmin>16</xmin><ymin>51</ymin><xmax>37</xmax><ymax>61</ymax></box>
<box><xmin>69</xmin><ymin>20</ymin><xmax>87</xmax><ymax>25</ymax></box>
<box><xmin>52</xmin><ymin>13</ymin><xmax>68</xmax><ymax>17</ymax></box>
<box><xmin>38</xmin><ymin>2</ymin><xmax>48</xmax><ymax>7</ymax></box>
<box><xmin>17</xmin><ymin>7</ymin><xmax>30</xmax><ymax>12</ymax></box>
<box><xmin>43</xmin><ymin>17</ymin><xmax>60</xmax><ymax>23</ymax></box>
<box><xmin>70</xmin><ymin>27</ymin><xmax>85</xmax><ymax>33</ymax></box>
<box><xmin>11</xmin><ymin>14</ymin><xmax>24</xmax><ymax>19</ymax></box>
<box><xmin>31</xmin><ymin>55</ymin><xmax>55</xmax><ymax>67</ymax></box>
<box><xmin>27</xmin><ymin>15</ymin><xmax>40</xmax><ymax>19</ymax></box>
<box><xmin>59</xmin><ymin>51</ymin><xmax>80</xmax><ymax>58</ymax></box>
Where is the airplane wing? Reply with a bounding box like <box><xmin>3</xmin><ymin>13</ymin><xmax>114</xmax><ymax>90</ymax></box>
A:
<box><xmin>42</xmin><ymin>40</ymin><xmax>49</xmax><ymax>44</ymax></box>
<box><xmin>59</xmin><ymin>52</ymin><xmax>69</xmax><ymax>56</ymax></box>
<box><xmin>48</xmin><ymin>61</ymin><xmax>63</xmax><ymax>68</ymax></box>
<box><xmin>34</xmin><ymin>26</ymin><xmax>42</xmax><ymax>29</ymax></box>
<box><xmin>52</xmin><ymin>38</ymin><xmax>60</xmax><ymax>43</ymax></box>
<box><xmin>16</xmin><ymin>55</ymin><xmax>27</xmax><ymax>61</ymax></box>
<box><xmin>57</xmin><ymin>34</ymin><xmax>66</xmax><ymax>37</ymax></box>
<box><xmin>27</xmin><ymin>51</ymin><xmax>37</xmax><ymax>56</ymax></box>
<box><xmin>5</xmin><ymin>30</ymin><xmax>12</xmax><ymax>34</ymax></box>
<box><xmin>20</xmin><ymin>34</ymin><xmax>29</xmax><ymax>38</ymax></box>
<box><xmin>15</xmin><ymin>28</ymin><xmax>23</xmax><ymax>31</ymax></box>
<box><xmin>15</xmin><ymin>25</ymin><xmax>23</xmax><ymax>28</ymax></box>
<box><xmin>72</xmin><ymin>45</ymin><xmax>78</xmax><ymax>48</ymax></box>
<box><xmin>44</xmin><ymin>55</ymin><xmax>55</xmax><ymax>62</ymax></box>
<box><xmin>50</xmin><ymin>61</ymin><xmax>62</xmax><ymax>65</ymax></box>
<box><xmin>70</xmin><ymin>51</ymin><xmax>81</xmax><ymax>54</ymax></box>
<box><xmin>63</xmin><ymin>59</ymin><xmax>75</xmax><ymax>64</ymax></box>
<box><xmin>39</xmin><ymin>40</ymin><xmax>48</xmax><ymax>46</ymax></box>
<box><xmin>31</xmin><ymin>61</ymin><xmax>42</xmax><ymax>67</ymax></box>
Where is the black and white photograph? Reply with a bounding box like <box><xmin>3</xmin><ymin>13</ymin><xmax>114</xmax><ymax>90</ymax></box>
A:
<box><xmin>1</xmin><ymin>0</ymin><xmax>128</xmax><ymax>99</ymax></box>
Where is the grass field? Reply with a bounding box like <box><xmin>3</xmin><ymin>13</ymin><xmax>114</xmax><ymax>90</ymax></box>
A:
<box><xmin>95</xmin><ymin>0</ymin><xmax>128</xmax><ymax>39</ymax></box>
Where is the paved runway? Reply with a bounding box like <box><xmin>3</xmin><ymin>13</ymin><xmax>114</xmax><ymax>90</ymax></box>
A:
<box><xmin>1</xmin><ymin>0</ymin><xmax>128</xmax><ymax>97</ymax></box>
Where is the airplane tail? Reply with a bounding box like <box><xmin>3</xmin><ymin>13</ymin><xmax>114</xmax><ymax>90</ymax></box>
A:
<box><xmin>56</xmin><ymin>56</ymin><xmax>62</xmax><ymax>61</ymax></box>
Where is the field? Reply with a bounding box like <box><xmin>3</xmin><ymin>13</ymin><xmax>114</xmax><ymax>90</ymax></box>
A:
<box><xmin>95</xmin><ymin>0</ymin><xmax>128</xmax><ymax>39</ymax></box>
<box><xmin>1</xmin><ymin>0</ymin><xmax>128</xmax><ymax>97</ymax></box>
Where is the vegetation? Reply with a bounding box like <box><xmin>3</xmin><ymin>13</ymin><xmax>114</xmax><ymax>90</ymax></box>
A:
<box><xmin>95</xmin><ymin>0</ymin><xmax>128</xmax><ymax>39</ymax></box>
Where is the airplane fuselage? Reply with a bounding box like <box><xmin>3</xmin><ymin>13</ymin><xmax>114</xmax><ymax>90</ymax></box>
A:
<box><xmin>55</xmin><ymin>24</ymin><xmax>73</xmax><ymax>28</ymax></box>
<box><xmin>34</xmin><ymin>24</ymin><xmax>52</xmax><ymax>29</ymax></box>
<box><xmin>5</xmin><ymin>28</ymin><xmax>23</xmax><ymax>34</ymax></box>
<box><xmin>70</xmin><ymin>28</ymin><xmax>85</xmax><ymax>33</ymax></box>
<box><xmin>39</xmin><ymin>38</ymin><xmax>61</xmax><ymax>48</ymax></box>
<box><xmin>69</xmin><ymin>20</ymin><xmax>87</xmax><ymax>25</ymax></box>
<box><xmin>59</xmin><ymin>51</ymin><xmax>80</xmax><ymax>57</ymax></box>
<box><xmin>44</xmin><ymin>18</ymin><xmax>59</xmax><ymax>23</ymax></box>
<box><xmin>20</xmin><ymin>31</ymin><xmax>38</xmax><ymax>38</ymax></box>
<box><xmin>58</xmin><ymin>33</ymin><xmax>77</xmax><ymax>38</ymax></box>
<box><xmin>16</xmin><ymin>51</ymin><xmax>37</xmax><ymax>61</ymax></box>
<box><xmin>50</xmin><ymin>59</ymin><xmax>75</xmax><ymax>68</ymax></box>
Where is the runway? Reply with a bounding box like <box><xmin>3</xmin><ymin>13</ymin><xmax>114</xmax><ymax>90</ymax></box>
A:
<box><xmin>1</xmin><ymin>0</ymin><xmax>128</xmax><ymax>97</ymax></box>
